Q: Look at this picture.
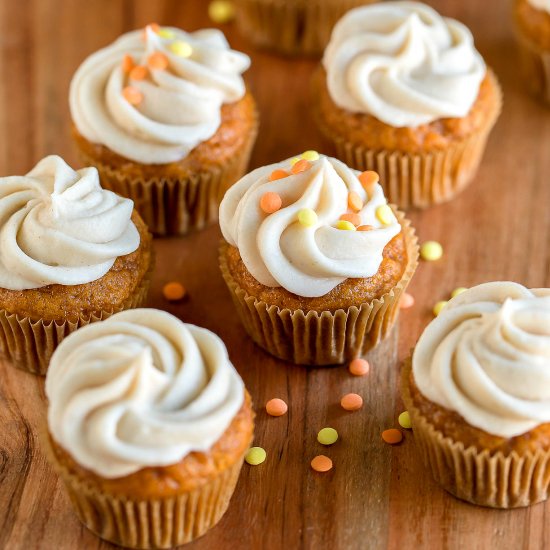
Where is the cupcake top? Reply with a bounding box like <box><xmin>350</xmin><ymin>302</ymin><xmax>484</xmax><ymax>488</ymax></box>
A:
<box><xmin>46</xmin><ymin>309</ymin><xmax>245</xmax><ymax>478</ymax></box>
<box><xmin>219</xmin><ymin>152</ymin><xmax>401</xmax><ymax>298</ymax></box>
<box><xmin>323</xmin><ymin>1</ymin><xmax>486</xmax><ymax>127</ymax></box>
<box><xmin>0</xmin><ymin>155</ymin><xmax>139</xmax><ymax>291</ymax></box>
<box><xmin>413</xmin><ymin>282</ymin><xmax>550</xmax><ymax>438</ymax></box>
<box><xmin>70</xmin><ymin>24</ymin><xmax>250</xmax><ymax>164</ymax></box>
<box><xmin>528</xmin><ymin>0</ymin><xmax>550</xmax><ymax>13</ymax></box>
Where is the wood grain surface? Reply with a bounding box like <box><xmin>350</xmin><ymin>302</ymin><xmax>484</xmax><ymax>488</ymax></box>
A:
<box><xmin>0</xmin><ymin>1</ymin><xmax>549</xmax><ymax>549</ymax></box>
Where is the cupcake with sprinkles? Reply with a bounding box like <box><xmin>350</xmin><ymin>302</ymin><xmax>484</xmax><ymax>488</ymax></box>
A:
<box><xmin>219</xmin><ymin>151</ymin><xmax>418</xmax><ymax>365</ymax></box>
<box><xmin>70</xmin><ymin>23</ymin><xmax>258</xmax><ymax>235</ymax></box>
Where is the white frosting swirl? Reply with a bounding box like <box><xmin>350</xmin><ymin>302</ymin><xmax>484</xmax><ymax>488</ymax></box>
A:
<box><xmin>46</xmin><ymin>309</ymin><xmax>245</xmax><ymax>479</ymax></box>
<box><xmin>0</xmin><ymin>155</ymin><xmax>139</xmax><ymax>291</ymax></box>
<box><xmin>323</xmin><ymin>1</ymin><xmax>486</xmax><ymax>127</ymax></box>
<box><xmin>220</xmin><ymin>155</ymin><xmax>401</xmax><ymax>298</ymax></box>
<box><xmin>70</xmin><ymin>26</ymin><xmax>250</xmax><ymax>164</ymax></box>
<box><xmin>413</xmin><ymin>282</ymin><xmax>550</xmax><ymax>438</ymax></box>
<box><xmin>528</xmin><ymin>0</ymin><xmax>550</xmax><ymax>13</ymax></box>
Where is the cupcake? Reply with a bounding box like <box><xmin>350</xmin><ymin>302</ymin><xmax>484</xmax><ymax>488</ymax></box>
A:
<box><xmin>514</xmin><ymin>0</ymin><xmax>550</xmax><ymax>102</ymax></box>
<box><xmin>70</xmin><ymin>23</ymin><xmax>258</xmax><ymax>236</ymax></box>
<box><xmin>219</xmin><ymin>152</ymin><xmax>418</xmax><ymax>365</ymax></box>
<box><xmin>0</xmin><ymin>155</ymin><xmax>152</xmax><ymax>375</ymax></box>
<box><xmin>234</xmin><ymin>0</ymin><xmax>374</xmax><ymax>56</ymax></box>
<box><xmin>44</xmin><ymin>308</ymin><xmax>254</xmax><ymax>548</ymax></box>
<box><xmin>313</xmin><ymin>1</ymin><xmax>502</xmax><ymax>209</ymax></box>
<box><xmin>402</xmin><ymin>282</ymin><xmax>550</xmax><ymax>508</ymax></box>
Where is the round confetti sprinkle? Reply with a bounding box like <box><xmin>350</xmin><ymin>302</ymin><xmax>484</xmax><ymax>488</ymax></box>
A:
<box><xmin>163</xmin><ymin>282</ymin><xmax>186</xmax><ymax>301</ymax></box>
<box><xmin>290</xmin><ymin>157</ymin><xmax>301</xmax><ymax>166</ymax></box>
<box><xmin>398</xmin><ymin>411</ymin><xmax>412</xmax><ymax>429</ymax></box>
<box><xmin>269</xmin><ymin>169</ymin><xmax>288</xmax><ymax>181</ymax></box>
<box><xmin>122</xmin><ymin>54</ymin><xmax>135</xmax><ymax>73</ymax></box>
<box><xmin>420</xmin><ymin>240</ymin><xmax>443</xmax><ymax>261</ymax></box>
<box><xmin>291</xmin><ymin>159</ymin><xmax>311</xmax><ymax>175</ymax></box>
<box><xmin>400</xmin><ymin>292</ymin><xmax>415</xmax><ymax>309</ymax></box>
<box><xmin>122</xmin><ymin>86</ymin><xmax>143</xmax><ymax>105</ymax></box>
<box><xmin>311</xmin><ymin>455</ymin><xmax>333</xmax><ymax>472</ymax></box>
<box><xmin>266</xmin><ymin>398</ymin><xmax>288</xmax><ymax>417</ymax></box>
<box><xmin>301</xmin><ymin>150</ymin><xmax>320</xmax><ymax>161</ymax></box>
<box><xmin>336</xmin><ymin>220</ymin><xmax>356</xmax><ymax>231</ymax></box>
<box><xmin>349</xmin><ymin>358</ymin><xmax>369</xmax><ymax>376</ymax></box>
<box><xmin>245</xmin><ymin>447</ymin><xmax>266</xmax><ymax>465</ymax></box>
<box><xmin>208</xmin><ymin>0</ymin><xmax>236</xmax><ymax>23</ymax></box>
<box><xmin>170</xmin><ymin>41</ymin><xmax>193</xmax><ymax>58</ymax></box>
<box><xmin>358</xmin><ymin>170</ymin><xmax>379</xmax><ymax>195</ymax></box>
<box><xmin>146</xmin><ymin>23</ymin><xmax>160</xmax><ymax>34</ymax></box>
<box><xmin>260</xmin><ymin>192</ymin><xmax>282</xmax><ymax>214</ymax></box>
<box><xmin>340</xmin><ymin>213</ymin><xmax>361</xmax><ymax>227</ymax></box>
<box><xmin>382</xmin><ymin>429</ymin><xmax>403</xmax><ymax>445</ymax></box>
<box><xmin>340</xmin><ymin>393</ymin><xmax>363</xmax><ymax>411</ymax></box>
<box><xmin>148</xmin><ymin>51</ymin><xmax>169</xmax><ymax>70</ymax></box>
<box><xmin>375</xmin><ymin>204</ymin><xmax>394</xmax><ymax>225</ymax></box>
<box><xmin>348</xmin><ymin>191</ymin><xmax>363</xmax><ymax>212</ymax></box>
<box><xmin>129</xmin><ymin>65</ymin><xmax>148</xmax><ymax>80</ymax></box>
<box><xmin>433</xmin><ymin>300</ymin><xmax>448</xmax><ymax>316</ymax></box>
<box><xmin>317</xmin><ymin>427</ymin><xmax>338</xmax><ymax>446</ymax></box>
<box><xmin>158</xmin><ymin>28</ymin><xmax>175</xmax><ymax>39</ymax></box>
<box><xmin>298</xmin><ymin>208</ymin><xmax>317</xmax><ymax>227</ymax></box>
<box><xmin>451</xmin><ymin>287</ymin><xmax>468</xmax><ymax>298</ymax></box>
<box><xmin>357</xmin><ymin>225</ymin><xmax>374</xmax><ymax>232</ymax></box>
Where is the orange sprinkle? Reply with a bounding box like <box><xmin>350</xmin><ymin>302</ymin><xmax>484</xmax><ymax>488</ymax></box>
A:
<box><xmin>146</xmin><ymin>22</ymin><xmax>160</xmax><ymax>33</ymax></box>
<box><xmin>339</xmin><ymin>213</ymin><xmax>361</xmax><ymax>227</ymax></box>
<box><xmin>348</xmin><ymin>191</ymin><xmax>363</xmax><ymax>212</ymax></box>
<box><xmin>340</xmin><ymin>393</ymin><xmax>363</xmax><ymax>411</ymax></box>
<box><xmin>311</xmin><ymin>455</ymin><xmax>333</xmax><ymax>472</ymax></box>
<box><xmin>266</xmin><ymin>398</ymin><xmax>288</xmax><ymax>417</ymax></box>
<box><xmin>129</xmin><ymin>65</ymin><xmax>148</xmax><ymax>80</ymax></box>
<box><xmin>148</xmin><ymin>51</ymin><xmax>169</xmax><ymax>70</ymax></box>
<box><xmin>349</xmin><ymin>358</ymin><xmax>369</xmax><ymax>376</ymax></box>
<box><xmin>291</xmin><ymin>159</ymin><xmax>311</xmax><ymax>175</ymax></box>
<box><xmin>122</xmin><ymin>54</ymin><xmax>135</xmax><ymax>73</ymax></box>
<box><xmin>357</xmin><ymin>225</ymin><xmax>374</xmax><ymax>232</ymax></box>
<box><xmin>382</xmin><ymin>429</ymin><xmax>403</xmax><ymax>445</ymax></box>
<box><xmin>162</xmin><ymin>281</ymin><xmax>186</xmax><ymax>301</ymax></box>
<box><xmin>400</xmin><ymin>292</ymin><xmax>415</xmax><ymax>309</ymax></box>
<box><xmin>269</xmin><ymin>169</ymin><xmax>289</xmax><ymax>182</ymax></box>
<box><xmin>260</xmin><ymin>192</ymin><xmax>282</xmax><ymax>214</ymax></box>
<box><xmin>359</xmin><ymin>171</ymin><xmax>379</xmax><ymax>195</ymax></box>
<box><xmin>122</xmin><ymin>86</ymin><xmax>143</xmax><ymax>105</ymax></box>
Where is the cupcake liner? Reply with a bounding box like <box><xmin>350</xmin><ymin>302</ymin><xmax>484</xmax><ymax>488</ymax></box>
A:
<box><xmin>315</xmin><ymin>72</ymin><xmax>502</xmax><ymax>209</ymax></box>
<box><xmin>75</xmin><ymin>113</ymin><xmax>258</xmax><ymax>237</ymax></box>
<box><xmin>515</xmin><ymin>29</ymin><xmax>550</xmax><ymax>104</ymax></box>
<box><xmin>235</xmin><ymin>0</ymin><xmax>371</xmax><ymax>56</ymax></box>
<box><xmin>0</xmin><ymin>263</ymin><xmax>152</xmax><ymax>376</ymax></box>
<box><xmin>219</xmin><ymin>208</ymin><xmax>418</xmax><ymax>366</ymax></box>
<box><xmin>401</xmin><ymin>359</ymin><xmax>550</xmax><ymax>508</ymax></box>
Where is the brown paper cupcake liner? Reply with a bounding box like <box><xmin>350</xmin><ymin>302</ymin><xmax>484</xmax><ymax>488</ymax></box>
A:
<box><xmin>0</xmin><ymin>263</ymin><xmax>152</xmax><ymax>376</ymax></box>
<box><xmin>515</xmin><ymin>28</ymin><xmax>550</xmax><ymax>104</ymax></box>
<box><xmin>315</xmin><ymin>73</ymin><xmax>502</xmax><ymax>209</ymax></box>
<box><xmin>401</xmin><ymin>358</ymin><xmax>550</xmax><ymax>508</ymax></box>
<box><xmin>75</xmin><ymin>114</ymin><xmax>258</xmax><ymax>237</ymax></box>
<box><xmin>44</xmin><ymin>434</ymin><xmax>246</xmax><ymax>549</ymax></box>
<box><xmin>219</xmin><ymin>209</ymin><xmax>418</xmax><ymax>366</ymax></box>
<box><xmin>235</xmin><ymin>0</ymin><xmax>372</xmax><ymax>56</ymax></box>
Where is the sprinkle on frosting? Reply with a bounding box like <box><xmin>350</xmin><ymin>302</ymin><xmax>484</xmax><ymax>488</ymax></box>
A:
<box><xmin>170</xmin><ymin>41</ymin><xmax>193</xmax><ymax>57</ymax></box>
<box><xmin>260</xmin><ymin>192</ymin><xmax>282</xmax><ymax>214</ymax></box>
<box><xmin>291</xmin><ymin>159</ymin><xmax>312</xmax><ymax>175</ymax></box>
<box><xmin>298</xmin><ymin>208</ymin><xmax>318</xmax><ymax>227</ymax></box>
<box><xmin>122</xmin><ymin>86</ymin><xmax>142</xmax><ymax>105</ymax></box>
<box><xmin>336</xmin><ymin>220</ymin><xmax>356</xmax><ymax>231</ymax></box>
<box><xmin>340</xmin><ymin>212</ymin><xmax>361</xmax><ymax>227</ymax></box>
<box><xmin>269</xmin><ymin>169</ymin><xmax>289</xmax><ymax>182</ymax></box>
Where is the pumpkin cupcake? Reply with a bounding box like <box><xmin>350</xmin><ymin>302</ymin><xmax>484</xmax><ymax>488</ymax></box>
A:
<box><xmin>70</xmin><ymin>24</ymin><xmax>258</xmax><ymax>235</ymax></box>
<box><xmin>313</xmin><ymin>1</ymin><xmax>502</xmax><ymax>209</ymax></box>
<box><xmin>402</xmin><ymin>282</ymin><xmax>550</xmax><ymax>508</ymax></box>
<box><xmin>219</xmin><ymin>152</ymin><xmax>418</xmax><ymax>365</ymax></box>
<box><xmin>45</xmin><ymin>308</ymin><xmax>254</xmax><ymax>549</ymax></box>
<box><xmin>0</xmin><ymin>155</ymin><xmax>152</xmax><ymax>375</ymax></box>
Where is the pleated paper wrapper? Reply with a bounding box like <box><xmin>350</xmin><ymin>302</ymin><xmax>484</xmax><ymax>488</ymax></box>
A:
<box><xmin>401</xmin><ymin>358</ymin><xmax>550</xmax><ymax>509</ymax></box>
<box><xmin>219</xmin><ymin>208</ymin><xmax>418</xmax><ymax>366</ymax></box>
<box><xmin>315</xmin><ymin>71</ymin><xmax>502</xmax><ymax>209</ymax></box>
<box><xmin>515</xmin><ymin>27</ymin><xmax>550</xmax><ymax>105</ymax></box>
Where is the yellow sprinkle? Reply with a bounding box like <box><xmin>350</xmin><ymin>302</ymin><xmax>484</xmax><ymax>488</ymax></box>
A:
<box><xmin>245</xmin><ymin>446</ymin><xmax>266</xmax><ymax>465</ymax></box>
<box><xmin>290</xmin><ymin>157</ymin><xmax>301</xmax><ymax>166</ymax></box>
<box><xmin>208</xmin><ymin>0</ymin><xmax>236</xmax><ymax>23</ymax></box>
<box><xmin>158</xmin><ymin>28</ymin><xmax>175</xmax><ymax>39</ymax></box>
<box><xmin>433</xmin><ymin>301</ymin><xmax>448</xmax><ymax>316</ymax></box>
<box><xmin>420</xmin><ymin>241</ymin><xmax>443</xmax><ymax>261</ymax></box>
<box><xmin>375</xmin><ymin>204</ymin><xmax>394</xmax><ymax>225</ymax></box>
<box><xmin>336</xmin><ymin>220</ymin><xmax>356</xmax><ymax>231</ymax></box>
<box><xmin>298</xmin><ymin>208</ymin><xmax>317</xmax><ymax>227</ymax></box>
<box><xmin>301</xmin><ymin>150</ymin><xmax>320</xmax><ymax>161</ymax></box>
<box><xmin>451</xmin><ymin>287</ymin><xmax>468</xmax><ymax>298</ymax></box>
<box><xmin>170</xmin><ymin>41</ymin><xmax>193</xmax><ymax>57</ymax></box>
<box><xmin>317</xmin><ymin>427</ymin><xmax>338</xmax><ymax>446</ymax></box>
<box><xmin>398</xmin><ymin>411</ymin><xmax>412</xmax><ymax>429</ymax></box>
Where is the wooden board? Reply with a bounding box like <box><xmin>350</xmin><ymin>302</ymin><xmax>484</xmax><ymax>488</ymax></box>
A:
<box><xmin>1</xmin><ymin>0</ymin><xmax>549</xmax><ymax>548</ymax></box>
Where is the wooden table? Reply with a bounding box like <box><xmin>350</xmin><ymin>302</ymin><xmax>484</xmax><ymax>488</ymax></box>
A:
<box><xmin>0</xmin><ymin>0</ymin><xmax>548</xmax><ymax>548</ymax></box>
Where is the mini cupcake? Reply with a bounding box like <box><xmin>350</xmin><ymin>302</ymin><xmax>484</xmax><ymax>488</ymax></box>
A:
<box><xmin>0</xmin><ymin>155</ymin><xmax>152</xmax><ymax>375</ymax></box>
<box><xmin>514</xmin><ymin>0</ymin><xmax>550</xmax><ymax>102</ymax></box>
<box><xmin>44</xmin><ymin>309</ymin><xmax>254</xmax><ymax>548</ymax></box>
<box><xmin>402</xmin><ymin>282</ymin><xmax>550</xmax><ymax>508</ymax></box>
<box><xmin>219</xmin><ymin>152</ymin><xmax>418</xmax><ymax>365</ymax></box>
<box><xmin>234</xmin><ymin>0</ymin><xmax>374</xmax><ymax>56</ymax></box>
<box><xmin>313</xmin><ymin>1</ymin><xmax>502</xmax><ymax>209</ymax></box>
<box><xmin>70</xmin><ymin>24</ymin><xmax>258</xmax><ymax>235</ymax></box>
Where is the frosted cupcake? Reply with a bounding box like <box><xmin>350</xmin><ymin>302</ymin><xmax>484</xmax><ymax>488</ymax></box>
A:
<box><xmin>70</xmin><ymin>23</ymin><xmax>258</xmax><ymax>235</ymax></box>
<box><xmin>402</xmin><ymin>282</ymin><xmax>550</xmax><ymax>508</ymax></box>
<box><xmin>219</xmin><ymin>152</ymin><xmax>418</xmax><ymax>365</ymax></box>
<box><xmin>45</xmin><ymin>309</ymin><xmax>254</xmax><ymax>548</ymax></box>
<box><xmin>313</xmin><ymin>1</ymin><xmax>502</xmax><ymax>209</ymax></box>
<box><xmin>0</xmin><ymin>155</ymin><xmax>152</xmax><ymax>375</ymax></box>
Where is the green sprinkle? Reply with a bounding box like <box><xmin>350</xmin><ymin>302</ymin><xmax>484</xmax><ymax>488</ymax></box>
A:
<box><xmin>245</xmin><ymin>446</ymin><xmax>266</xmax><ymax>466</ymax></box>
<box><xmin>398</xmin><ymin>411</ymin><xmax>412</xmax><ymax>429</ymax></box>
<box><xmin>317</xmin><ymin>427</ymin><xmax>338</xmax><ymax>446</ymax></box>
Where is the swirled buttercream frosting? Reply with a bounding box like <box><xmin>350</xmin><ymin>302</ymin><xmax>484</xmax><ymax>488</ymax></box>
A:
<box><xmin>0</xmin><ymin>155</ymin><xmax>139</xmax><ymax>291</ymax></box>
<box><xmin>323</xmin><ymin>1</ymin><xmax>486</xmax><ymax>127</ymax></box>
<box><xmin>46</xmin><ymin>309</ymin><xmax>245</xmax><ymax>478</ymax></box>
<box><xmin>413</xmin><ymin>282</ymin><xmax>550</xmax><ymax>438</ymax></box>
<box><xmin>219</xmin><ymin>154</ymin><xmax>402</xmax><ymax>298</ymax></box>
<box><xmin>70</xmin><ymin>24</ymin><xmax>250</xmax><ymax>164</ymax></box>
